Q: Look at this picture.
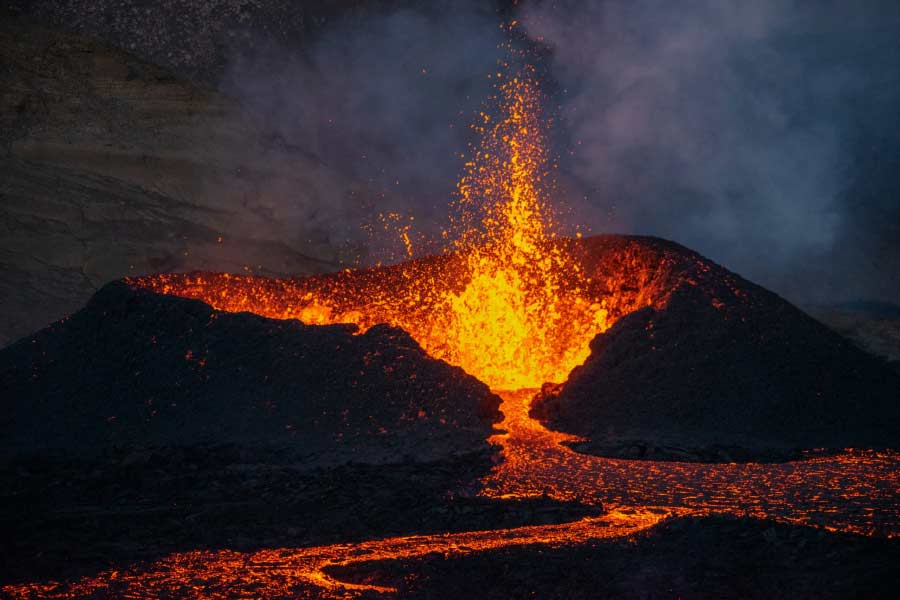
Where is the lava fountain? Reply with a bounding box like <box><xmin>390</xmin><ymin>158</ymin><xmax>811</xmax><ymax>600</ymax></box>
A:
<box><xmin>134</xmin><ymin>61</ymin><xmax>609</xmax><ymax>391</ymax></box>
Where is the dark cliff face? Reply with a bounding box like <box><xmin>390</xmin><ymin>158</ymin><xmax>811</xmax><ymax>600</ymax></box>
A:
<box><xmin>0</xmin><ymin>12</ymin><xmax>368</xmax><ymax>348</ymax></box>
<box><xmin>531</xmin><ymin>237</ymin><xmax>900</xmax><ymax>460</ymax></box>
<box><xmin>0</xmin><ymin>281</ymin><xmax>500</xmax><ymax>461</ymax></box>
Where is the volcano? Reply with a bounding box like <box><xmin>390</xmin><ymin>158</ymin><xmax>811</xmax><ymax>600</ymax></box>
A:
<box><xmin>3</xmin><ymin>52</ymin><xmax>897</xmax><ymax>464</ymax></box>
<box><xmin>5</xmin><ymin>233</ymin><xmax>895</xmax><ymax>463</ymax></box>
<box><xmin>0</xmin><ymin>280</ymin><xmax>500</xmax><ymax>461</ymax></box>
<box><xmin>133</xmin><ymin>233</ymin><xmax>900</xmax><ymax>460</ymax></box>
<box><xmin>530</xmin><ymin>238</ymin><xmax>900</xmax><ymax>461</ymax></box>
<box><xmin>4</xmin><ymin>11</ymin><xmax>900</xmax><ymax>599</ymax></box>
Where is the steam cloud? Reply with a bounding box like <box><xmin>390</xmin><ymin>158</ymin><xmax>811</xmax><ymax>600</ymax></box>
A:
<box><xmin>522</xmin><ymin>0</ymin><xmax>900</xmax><ymax>304</ymax></box>
<box><xmin>223</xmin><ymin>0</ymin><xmax>900</xmax><ymax>304</ymax></box>
<box><xmin>221</xmin><ymin>3</ymin><xmax>507</xmax><ymax>262</ymax></box>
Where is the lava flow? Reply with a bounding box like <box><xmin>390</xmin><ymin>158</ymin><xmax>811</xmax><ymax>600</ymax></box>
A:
<box><xmin>2</xmin><ymin>505</ymin><xmax>678</xmax><ymax>598</ymax></box>
<box><xmin>4</xmin><ymin>391</ymin><xmax>899</xmax><ymax>598</ymax></box>
<box><xmin>484</xmin><ymin>391</ymin><xmax>900</xmax><ymax>537</ymax></box>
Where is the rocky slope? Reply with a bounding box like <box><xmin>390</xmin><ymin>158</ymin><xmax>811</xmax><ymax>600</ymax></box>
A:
<box><xmin>0</xmin><ymin>281</ymin><xmax>500</xmax><ymax>461</ymax></box>
<box><xmin>531</xmin><ymin>237</ymin><xmax>900</xmax><ymax>461</ymax></box>
<box><xmin>0</xmin><ymin>11</ymin><xmax>365</xmax><ymax>348</ymax></box>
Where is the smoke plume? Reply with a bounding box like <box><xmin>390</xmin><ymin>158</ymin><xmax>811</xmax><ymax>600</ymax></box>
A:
<box><xmin>521</xmin><ymin>0</ymin><xmax>900</xmax><ymax>304</ymax></box>
<box><xmin>222</xmin><ymin>0</ymin><xmax>900</xmax><ymax>303</ymax></box>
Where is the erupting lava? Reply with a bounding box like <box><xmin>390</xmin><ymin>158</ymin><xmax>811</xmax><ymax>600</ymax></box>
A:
<box><xmin>441</xmin><ymin>63</ymin><xmax>606</xmax><ymax>388</ymax></box>
<box><xmin>134</xmin><ymin>61</ymin><xmax>608</xmax><ymax>390</ymax></box>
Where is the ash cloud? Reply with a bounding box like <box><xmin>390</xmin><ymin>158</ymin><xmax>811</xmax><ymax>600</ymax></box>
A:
<box><xmin>37</xmin><ymin>0</ymin><xmax>897</xmax><ymax>303</ymax></box>
<box><xmin>522</xmin><ymin>0</ymin><xmax>900</xmax><ymax>304</ymax></box>
<box><xmin>222</xmin><ymin>0</ymin><xmax>900</xmax><ymax>303</ymax></box>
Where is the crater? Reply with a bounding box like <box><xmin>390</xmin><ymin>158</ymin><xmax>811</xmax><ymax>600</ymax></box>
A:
<box><xmin>128</xmin><ymin>233</ymin><xmax>900</xmax><ymax>461</ymax></box>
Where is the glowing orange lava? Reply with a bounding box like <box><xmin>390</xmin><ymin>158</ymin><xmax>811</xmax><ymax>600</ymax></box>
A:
<box><xmin>1</xmin><ymin>506</ymin><xmax>677</xmax><ymax>598</ymax></box>
<box><xmin>484</xmin><ymin>391</ymin><xmax>900</xmax><ymax>538</ymax></box>
<box><xmin>441</xmin><ymin>64</ymin><xmax>607</xmax><ymax>388</ymax></box>
<box><xmin>134</xmin><ymin>62</ymin><xmax>607</xmax><ymax>390</ymax></box>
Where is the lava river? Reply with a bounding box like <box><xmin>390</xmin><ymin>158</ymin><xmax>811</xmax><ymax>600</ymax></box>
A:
<box><xmin>5</xmin><ymin>389</ymin><xmax>900</xmax><ymax>599</ymax></box>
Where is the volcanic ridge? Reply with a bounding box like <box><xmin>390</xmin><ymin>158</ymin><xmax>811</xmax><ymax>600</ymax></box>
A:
<box><xmin>138</xmin><ymin>234</ymin><xmax>900</xmax><ymax>461</ymax></box>
<box><xmin>0</xmin><ymin>280</ymin><xmax>500</xmax><ymax>463</ymax></box>
<box><xmin>4</xmin><ymin>235</ymin><xmax>899</xmax><ymax>463</ymax></box>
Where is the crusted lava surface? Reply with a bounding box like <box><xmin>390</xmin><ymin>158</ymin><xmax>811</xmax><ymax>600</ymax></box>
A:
<box><xmin>0</xmin><ymin>280</ymin><xmax>500</xmax><ymax>462</ymax></box>
<box><xmin>332</xmin><ymin>516</ymin><xmax>900</xmax><ymax>599</ymax></box>
<box><xmin>0</xmin><ymin>447</ymin><xmax>601</xmax><ymax>585</ymax></box>
<box><xmin>532</xmin><ymin>237</ymin><xmax>900</xmax><ymax>461</ymax></box>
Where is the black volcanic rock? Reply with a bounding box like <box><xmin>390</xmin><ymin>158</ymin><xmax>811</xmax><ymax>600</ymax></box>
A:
<box><xmin>0</xmin><ymin>282</ymin><xmax>500</xmax><ymax>461</ymax></box>
<box><xmin>532</xmin><ymin>239</ymin><xmax>900</xmax><ymax>460</ymax></box>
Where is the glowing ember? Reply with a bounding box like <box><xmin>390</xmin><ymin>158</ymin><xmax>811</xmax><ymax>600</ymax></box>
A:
<box><xmin>133</xmin><ymin>61</ymin><xmax>607</xmax><ymax>390</ymax></box>
<box><xmin>441</xmin><ymin>63</ymin><xmax>607</xmax><ymax>389</ymax></box>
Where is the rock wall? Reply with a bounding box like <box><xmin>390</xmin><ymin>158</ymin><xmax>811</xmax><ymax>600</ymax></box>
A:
<box><xmin>9</xmin><ymin>1</ymin><xmax>397</xmax><ymax>86</ymax></box>
<box><xmin>1</xmin><ymin>13</ymin><xmax>366</xmax><ymax>347</ymax></box>
<box><xmin>0</xmin><ymin>281</ymin><xmax>501</xmax><ymax>460</ymax></box>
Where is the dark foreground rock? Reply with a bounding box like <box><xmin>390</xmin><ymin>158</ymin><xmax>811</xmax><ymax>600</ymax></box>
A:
<box><xmin>334</xmin><ymin>516</ymin><xmax>900</xmax><ymax>599</ymax></box>
<box><xmin>532</xmin><ymin>237</ymin><xmax>900</xmax><ymax>461</ymax></box>
<box><xmin>0</xmin><ymin>281</ymin><xmax>500</xmax><ymax>461</ymax></box>
<box><xmin>0</xmin><ymin>449</ymin><xmax>599</xmax><ymax>585</ymax></box>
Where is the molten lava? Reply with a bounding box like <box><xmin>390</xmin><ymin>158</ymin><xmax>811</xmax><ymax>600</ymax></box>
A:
<box><xmin>133</xmin><ymin>64</ymin><xmax>608</xmax><ymax>390</ymax></box>
<box><xmin>443</xmin><ymin>64</ymin><xmax>607</xmax><ymax>389</ymax></box>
